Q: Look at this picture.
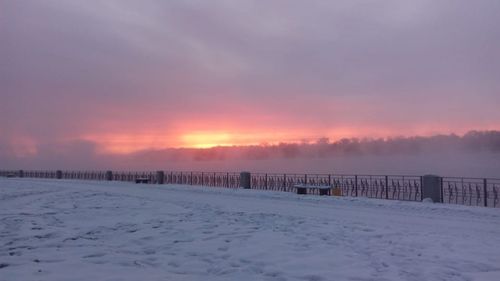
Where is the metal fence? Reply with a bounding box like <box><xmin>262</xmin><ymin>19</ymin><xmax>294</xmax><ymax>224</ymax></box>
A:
<box><xmin>0</xmin><ymin>170</ymin><xmax>241</xmax><ymax>189</ymax></box>
<box><xmin>441</xmin><ymin>177</ymin><xmax>499</xmax><ymax>208</ymax></box>
<box><xmin>164</xmin><ymin>171</ymin><xmax>240</xmax><ymax>188</ymax></box>
<box><xmin>1</xmin><ymin>170</ymin><xmax>498</xmax><ymax>208</ymax></box>
<box><xmin>250</xmin><ymin>173</ymin><xmax>422</xmax><ymax>200</ymax></box>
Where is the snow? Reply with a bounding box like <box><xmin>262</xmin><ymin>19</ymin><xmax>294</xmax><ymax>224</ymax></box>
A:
<box><xmin>1</xmin><ymin>178</ymin><xmax>500</xmax><ymax>281</ymax></box>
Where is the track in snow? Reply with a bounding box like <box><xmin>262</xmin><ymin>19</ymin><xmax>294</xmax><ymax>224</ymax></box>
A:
<box><xmin>1</xmin><ymin>178</ymin><xmax>500</xmax><ymax>281</ymax></box>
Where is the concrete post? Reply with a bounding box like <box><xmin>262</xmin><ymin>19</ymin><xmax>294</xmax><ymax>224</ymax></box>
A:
<box><xmin>422</xmin><ymin>175</ymin><xmax>442</xmax><ymax>203</ymax></box>
<box><xmin>156</xmin><ymin>171</ymin><xmax>165</xmax><ymax>184</ymax></box>
<box><xmin>240</xmin><ymin>172</ymin><xmax>251</xmax><ymax>189</ymax></box>
<box><xmin>56</xmin><ymin>170</ymin><xmax>62</xmax><ymax>179</ymax></box>
<box><xmin>105</xmin><ymin>170</ymin><xmax>113</xmax><ymax>181</ymax></box>
<box><xmin>18</xmin><ymin>170</ymin><xmax>24</xmax><ymax>178</ymax></box>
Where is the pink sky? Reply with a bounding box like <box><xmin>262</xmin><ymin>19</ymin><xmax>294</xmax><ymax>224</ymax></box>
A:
<box><xmin>1</xmin><ymin>0</ymin><xmax>500</xmax><ymax>159</ymax></box>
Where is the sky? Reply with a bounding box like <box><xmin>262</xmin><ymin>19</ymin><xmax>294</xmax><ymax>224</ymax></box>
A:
<box><xmin>1</xmin><ymin>0</ymin><xmax>500</xmax><ymax>173</ymax></box>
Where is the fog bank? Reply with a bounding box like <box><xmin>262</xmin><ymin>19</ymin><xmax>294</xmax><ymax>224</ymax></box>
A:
<box><xmin>1</xmin><ymin>131</ymin><xmax>499</xmax><ymax>178</ymax></box>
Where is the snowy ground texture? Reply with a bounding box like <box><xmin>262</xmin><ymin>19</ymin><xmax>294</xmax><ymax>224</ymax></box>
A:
<box><xmin>1</xmin><ymin>178</ymin><xmax>500</xmax><ymax>281</ymax></box>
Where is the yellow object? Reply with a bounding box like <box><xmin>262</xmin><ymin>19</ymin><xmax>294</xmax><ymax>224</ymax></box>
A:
<box><xmin>331</xmin><ymin>187</ymin><xmax>342</xmax><ymax>196</ymax></box>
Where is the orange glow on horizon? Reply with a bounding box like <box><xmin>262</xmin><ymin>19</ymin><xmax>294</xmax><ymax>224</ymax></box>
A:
<box><xmin>81</xmin><ymin>134</ymin><xmax>178</xmax><ymax>154</ymax></box>
<box><xmin>181</xmin><ymin>132</ymin><xmax>234</xmax><ymax>148</ymax></box>
<box><xmin>77</xmin><ymin>123</ymin><xmax>497</xmax><ymax>155</ymax></box>
<box><xmin>82</xmin><ymin>130</ymin><xmax>315</xmax><ymax>154</ymax></box>
<box><xmin>80</xmin><ymin>129</ymin><xmax>392</xmax><ymax>154</ymax></box>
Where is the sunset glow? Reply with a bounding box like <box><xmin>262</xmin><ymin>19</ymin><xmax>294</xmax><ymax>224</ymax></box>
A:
<box><xmin>83</xmin><ymin>130</ymin><xmax>304</xmax><ymax>153</ymax></box>
<box><xmin>2</xmin><ymin>0</ymin><xmax>500</xmax><ymax>172</ymax></box>
<box><xmin>74</xmin><ymin>123</ymin><xmax>500</xmax><ymax>154</ymax></box>
<box><xmin>181</xmin><ymin>133</ymin><xmax>234</xmax><ymax>148</ymax></box>
<box><xmin>3</xmin><ymin>2</ymin><xmax>500</xmax><ymax>279</ymax></box>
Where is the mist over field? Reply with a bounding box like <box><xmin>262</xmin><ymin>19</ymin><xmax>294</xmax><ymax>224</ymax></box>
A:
<box><xmin>2</xmin><ymin>131</ymin><xmax>499</xmax><ymax>177</ymax></box>
<box><xmin>2</xmin><ymin>1</ymin><xmax>500</xmax><ymax>179</ymax></box>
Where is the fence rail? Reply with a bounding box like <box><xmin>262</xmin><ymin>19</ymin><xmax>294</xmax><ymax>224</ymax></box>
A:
<box><xmin>165</xmin><ymin>172</ymin><xmax>240</xmax><ymax>188</ymax></box>
<box><xmin>441</xmin><ymin>177</ymin><xmax>499</xmax><ymax>208</ymax></box>
<box><xmin>1</xmin><ymin>170</ymin><xmax>498</xmax><ymax>208</ymax></box>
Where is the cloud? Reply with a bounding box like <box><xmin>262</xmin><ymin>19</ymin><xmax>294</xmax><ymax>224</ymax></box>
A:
<box><xmin>2</xmin><ymin>131</ymin><xmax>499</xmax><ymax>178</ymax></box>
<box><xmin>1</xmin><ymin>1</ymin><xmax>499</xmax><ymax>171</ymax></box>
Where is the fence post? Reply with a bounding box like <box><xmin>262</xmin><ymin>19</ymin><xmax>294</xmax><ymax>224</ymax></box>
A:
<box><xmin>283</xmin><ymin>174</ymin><xmax>287</xmax><ymax>190</ymax></box>
<box><xmin>18</xmin><ymin>170</ymin><xmax>24</xmax><ymax>178</ymax></box>
<box><xmin>190</xmin><ymin>172</ymin><xmax>193</xmax><ymax>185</ymax></box>
<box><xmin>226</xmin><ymin>172</ymin><xmax>229</xmax><ymax>187</ymax></box>
<box><xmin>422</xmin><ymin>175</ymin><xmax>442</xmax><ymax>203</ymax></box>
<box><xmin>240</xmin><ymin>171</ymin><xmax>251</xmax><ymax>189</ymax></box>
<box><xmin>440</xmin><ymin>177</ymin><xmax>444</xmax><ymax>203</ymax></box>
<box><xmin>483</xmin><ymin>179</ymin><xmax>488</xmax><ymax>207</ymax></box>
<box><xmin>105</xmin><ymin>171</ymin><xmax>113</xmax><ymax>181</ymax></box>
<box><xmin>56</xmin><ymin>170</ymin><xmax>62</xmax><ymax>179</ymax></box>
<box><xmin>420</xmin><ymin>176</ymin><xmax>424</xmax><ymax>201</ymax></box>
<box><xmin>265</xmin><ymin>173</ymin><xmax>268</xmax><ymax>189</ymax></box>
<box><xmin>385</xmin><ymin>176</ymin><xmax>389</xmax><ymax>200</ymax></box>
<box><xmin>355</xmin><ymin>175</ymin><xmax>358</xmax><ymax>197</ymax></box>
<box><xmin>156</xmin><ymin>171</ymin><xmax>164</xmax><ymax>184</ymax></box>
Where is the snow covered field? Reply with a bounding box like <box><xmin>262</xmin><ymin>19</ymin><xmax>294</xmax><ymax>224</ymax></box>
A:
<box><xmin>1</xmin><ymin>178</ymin><xmax>499</xmax><ymax>281</ymax></box>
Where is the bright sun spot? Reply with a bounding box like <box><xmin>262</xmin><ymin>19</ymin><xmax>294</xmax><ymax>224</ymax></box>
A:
<box><xmin>181</xmin><ymin>133</ymin><xmax>233</xmax><ymax>148</ymax></box>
